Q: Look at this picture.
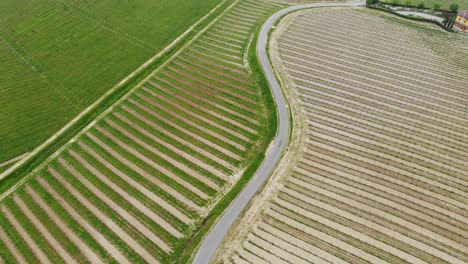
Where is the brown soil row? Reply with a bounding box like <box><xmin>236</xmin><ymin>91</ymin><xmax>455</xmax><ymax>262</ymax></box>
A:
<box><xmin>113</xmin><ymin>112</ymin><xmax>227</xmax><ymax>177</ymax></box>
<box><xmin>67</xmin><ymin>150</ymin><xmax>187</xmax><ymax>236</ymax></box>
<box><xmin>13</xmin><ymin>195</ymin><xmax>77</xmax><ymax>264</ymax></box>
<box><xmin>304</xmin><ymin>136</ymin><xmax>467</xmax><ymax>203</ymax></box>
<box><xmin>280</xmin><ymin>33</ymin><xmax>467</xmax><ymax>100</ymax></box>
<box><xmin>167</xmin><ymin>60</ymin><xmax>256</xmax><ymax>97</ymax></box>
<box><xmin>78</xmin><ymin>140</ymin><xmax>202</xmax><ymax>213</ymax></box>
<box><xmin>305</xmin><ymin>125</ymin><xmax>468</xmax><ymax>191</ymax></box>
<box><xmin>304</xmin><ymin>109</ymin><xmax>467</xmax><ymax>170</ymax></box>
<box><xmin>281</xmin><ymin>179</ymin><xmax>467</xmax><ymax>262</ymax></box>
<box><xmin>197</xmin><ymin>37</ymin><xmax>243</xmax><ymax>53</ymax></box>
<box><xmin>0</xmin><ymin>224</ymin><xmax>28</xmax><ymax>263</ymax></box>
<box><xmin>48</xmin><ymin>166</ymin><xmax>160</xmax><ymax>263</ymax></box>
<box><xmin>284</xmin><ymin>25</ymin><xmax>467</xmax><ymax>89</ymax></box>
<box><xmin>86</xmin><ymin>131</ymin><xmax>209</xmax><ymax>204</ymax></box>
<box><xmin>176</xmin><ymin>55</ymin><xmax>250</xmax><ymax>85</ymax></box>
<box><xmin>300</xmin><ymin>95</ymin><xmax>467</xmax><ymax>158</ymax></box>
<box><xmin>300</xmin><ymin>95</ymin><xmax>467</xmax><ymax>156</ymax></box>
<box><xmin>25</xmin><ymin>186</ymin><xmax>103</xmax><ymax>263</ymax></box>
<box><xmin>267</xmin><ymin>208</ymin><xmax>385</xmax><ymax>263</ymax></box>
<box><xmin>123</xmin><ymin>101</ymin><xmax>241</xmax><ymax>162</ymax></box>
<box><xmin>253</xmin><ymin>225</ymin><xmax>328</xmax><ymax>263</ymax></box>
<box><xmin>164</xmin><ymin>60</ymin><xmax>258</xmax><ymax>98</ymax></box>
<box><xmin>298</xmin><ymin>154</ymin><xmax>468</xmax><ymax>239</ymax></box>
<box><xmin>1</xmin><ymin>205</ymin><xmax>51</xmax><ymax>263</ymax></box>
<box><xmin>274</xmin><ymin>196</ymin><xmax>433</xmax><ymax>263</ymax></box>
<box><xmin>292</xmin><ymin>14</ymin><xmax>468</xmax><ymax>84</ymax></box>
<box><xmin>283</xmin><ymin>58</ymin><xmax>467</xmax><ymax>133</ymax></box>
<box><xmin>159</xmin><ymin>67</ymin><xmax>258</xmax><ymax>108</ymax></box>
<box><xmin>280</xmin><ymin>45</ymin><xmax>466</xmax><ymax>121</ymax></box>
<box><xmin>243</xmin><ymin>239</ymin><xmax>288</xmax><ymax>263</ymax></box>
<box><xmin>247</xmin><ymin>233</ymin><xmax>308</xmax><ymax>263</ymax></box>
<box><xmin>37</xmin><ymin>177</ymin><xmax>131</xmax><ymax>264</ymax></box>
<box><xmin>302</xmin><ymin>138</ymin><xmax>467</xmax><ymax>210</ymax></box>
<box><xmin>148</xmin><ymin>77</ymin><xmax>259</xmax><ymax>134</ymax></box>
<box><xmin>258</xmin><ymin>221</ymin><xmax>344</xmax><ymax>264</ymax></box>
<box><xmin>102</xmin><ymin>120</ymin><xmax>222</xmax><ymax>190</ymax></box>
<box><xmin>283</xmin><ymin>26</ymin><xmax>467</xmax><ymax>90</ymax></box>
<box><xmin>287</xmin><ymin>65</ymin><xmax>468</xmax><ymax>138</ymax></box>
<box><xmin>135</xmin><ymin>91</ymin><xmax>248</xmax><ymax>150</ymax></box>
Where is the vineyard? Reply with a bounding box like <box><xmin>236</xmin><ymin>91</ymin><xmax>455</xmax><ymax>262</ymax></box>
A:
<box><xmin>217</xmin><ymin>7</ymin><xmax>468</xmax><ymax>264</ymax></box>
<box><xmin>0</xmin><ymin>0</ymin><xmax>283</xmax><ymax>262</ymax></box>
<box><xmin>0</xmin><ymin>0</ymin><xmax>223</xmax><ymax>164</ymax></box>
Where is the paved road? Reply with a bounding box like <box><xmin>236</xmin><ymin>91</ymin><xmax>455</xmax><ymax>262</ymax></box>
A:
<box><xmin>193</xmin><ymin>1</ymin><xmax>364</xmax><ymax>263</ymax></box>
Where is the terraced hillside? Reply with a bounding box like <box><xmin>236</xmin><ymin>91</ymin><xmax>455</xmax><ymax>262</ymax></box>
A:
<box><xmin>217</xmin><ymin>8</ymin><xmax>468</xmax><ymax>264</ymax></box>
<box><xmin>0</xmin><ymin>0</ymin><xmax>284</xmax><ymax>262</ymax></box>
<box><xmin>0</xmin><ymin>0</ymin><xmax>223</xmax><ymax>164</ymax></box>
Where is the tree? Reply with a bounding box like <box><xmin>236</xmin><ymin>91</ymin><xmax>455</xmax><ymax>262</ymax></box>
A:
<box><xmin>449</xmin><ymin>15</ymin><xmax>457</xmax><ymax>28</ymax></box>
<box><xmin>446</xmin><ymin>3</ymin><xmax>460</xmax><ymax>29</ymax></box>
<box><xmin>433</xmin><ymin>2</ymin><xmax>441</xmax><ymax>10</ymax></box>
<box><xmin>449</xmin><ymin>3</ymin><xmax>459</xmax><ymax>13</ymax></box>
<box><xmin>417</xmin><ymin>1</ymin><xmax>425</xmax><ymax>8</ymax></box>
<box><xmin>366</xmin><ymin>0</ymin><xmax>378</xmax><ymax>5</ymax></box>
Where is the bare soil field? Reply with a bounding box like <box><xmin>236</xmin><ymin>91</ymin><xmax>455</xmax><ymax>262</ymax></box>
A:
<box><xmin>0</xmin><ymin>0</ymin><xmax>284</xmax><ymax>263</ymax></box>
<box><xmin>216</xmin><ymin>7</ymin><xmax>468</xmax><ymax>264</ymax></box>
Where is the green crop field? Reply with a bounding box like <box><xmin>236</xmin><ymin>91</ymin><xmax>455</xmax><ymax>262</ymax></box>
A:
<box><xmin>0</xmin><ymin>0</ymin><xmax>223</xmax><ymax>164</ymax></box>
<box><xmin>0</xmin><ymin>0</ymin><xmax>284</xmax><ymax>262</ymax></box>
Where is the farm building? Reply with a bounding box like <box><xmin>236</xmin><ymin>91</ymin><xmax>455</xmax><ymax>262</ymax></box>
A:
<box><xmin>454</xmin><ymin>10</ymin><xmax>468</xmax><ymax>32</ymax></box>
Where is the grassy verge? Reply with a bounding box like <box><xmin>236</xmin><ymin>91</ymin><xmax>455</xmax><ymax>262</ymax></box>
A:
<box><xmin>0</xmin><ymin>0</ymin><xmax>235</xmax><ymax>197</ymax></box>
<box><xmin>173</xmin><ymin>20</ymin><xmax>280</xmax><ymax>263</ymax></box>
<box><xmin>366</xmin><ymin>5</ymin><xmax>453</xmax><ymax>31</ymax></box>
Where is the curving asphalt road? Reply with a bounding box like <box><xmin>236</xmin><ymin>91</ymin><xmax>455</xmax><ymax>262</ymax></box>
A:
<box><xmin>193</xmin><ymin>1</ymin><xmax>364</xmax><ymax>263</ymax></box>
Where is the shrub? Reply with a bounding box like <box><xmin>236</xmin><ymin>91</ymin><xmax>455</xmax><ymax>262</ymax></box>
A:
<box><xmin>417</xmin><ymin>1</ymin><xmax>425</xmax><ymax>8</ymax></box>
<box><xmin>366</xmin><ymin>0</ymin><xmax>379</xmax><ymax>5</ymax></box>
<box><xmin>449</xmin><ymin>3</ymin><xmax>459</xmax><ymax>13</ymax></box>
<box><xmin>433</xmin><ymin>2</ymin><xmax>441</xmax><ymax>10</ymax></box>
<box><xmin>405</xmin><ymin>0</ymin><xmax>413</xmax><ymax>6</ymax></box>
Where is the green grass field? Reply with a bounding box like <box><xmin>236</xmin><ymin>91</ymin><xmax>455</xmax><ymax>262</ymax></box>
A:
<box><xmin>0</xmin><ymin>0</ymin><xmax>222</xmax><ymax>164</ymax></box>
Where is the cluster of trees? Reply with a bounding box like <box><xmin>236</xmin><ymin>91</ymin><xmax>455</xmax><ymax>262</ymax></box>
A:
<box><xmin>367</xmin><ymin>0</ymin><xmax>459</xmax><ymax>12</ymax></box>
<box><xmin>445</xmin><ymin>3</ymin><xmax>460</xmax><ymax>29</ymax></box>
<box><xmin>366</xmin><ymin>0</ymin><xmax>460</xmax><ymax>30</ymax></box>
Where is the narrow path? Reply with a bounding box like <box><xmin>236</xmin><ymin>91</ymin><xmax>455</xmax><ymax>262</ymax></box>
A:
<box><xmin>192</xmin><ymin>1</ymin><xmax>364</xmax><ymax>263</ymax></box>
<box><xmin>0</xmin><ymin>153</ymin><xmax>29</xmax><ymax>169</ymax></box>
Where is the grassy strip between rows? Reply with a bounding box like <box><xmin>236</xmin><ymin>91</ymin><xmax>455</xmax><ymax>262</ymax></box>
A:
<box><xmin>0</xmin><ymin>0</ymin><xmax>235</xmax><ymax>197</ymax></box>
<box><xmin>174</xmin><ymin>21</ymin><xmax>279</xmax><ymax>263</ymax></box>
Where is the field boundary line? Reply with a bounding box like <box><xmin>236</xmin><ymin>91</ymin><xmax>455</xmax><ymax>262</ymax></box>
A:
<box><xmin>0</xmin><ymin>153</ymin><xmax>29</xmax><ymax>169</ymax></box>
<box><xmin>192</xmin><ymin>1</ymin><xmax>364</xmax><ymax>263</ymax></box>
<box><xmin>0</xmin><ymin>0</ymin><xmax>236</xmax><ymax>201</ymax></box>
